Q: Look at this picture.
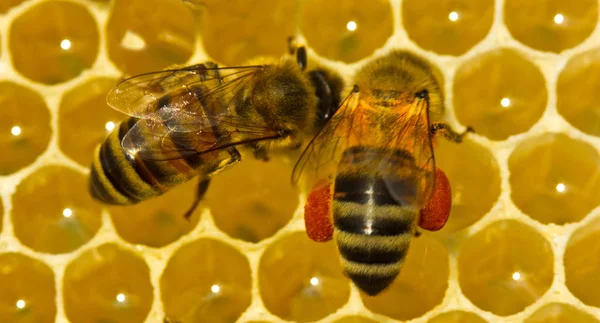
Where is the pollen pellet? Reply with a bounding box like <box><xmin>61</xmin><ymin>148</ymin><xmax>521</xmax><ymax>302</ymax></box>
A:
<box><xmin>304</xmin><ymin>181</ymin><xmax>334</xmax><ymax>242</ymax></box>
<box><xmin>419</xmin><ymin>168</ymin><xmax>452</xmax><ymax>231</ymax></box>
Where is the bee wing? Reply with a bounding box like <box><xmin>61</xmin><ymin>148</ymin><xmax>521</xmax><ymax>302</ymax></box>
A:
<box><xmin>106</xmin><ymin>64</ymin><xmax>263</xmax><ymax>121</ymax></box>
<box><xmin>292</xmin><ymin>90</ymin><xmax>436</xmax><ymax>207</ymax></box>
<box><xmin>386</xmin><ymin>98</ymin><xmax>436</xmax><ymax>207</ymax></box>
<box><xmin>291</xmin><ymin>89</ymin><xmax>360</xmax><ymax>188</ymax></box>
<box><xmin>121</xmin><ymin>114</ymin><xmax>283</xmax><ymax>161</ymax></box>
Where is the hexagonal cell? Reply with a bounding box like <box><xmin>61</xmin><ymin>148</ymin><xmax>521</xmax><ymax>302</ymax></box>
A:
<box><xmin>332</xmin><ymin>315</ymin><xmax>378</xmax><ymax>323</ymax></box>
<box><xmin>106</xmin><ymin>0</ymin><xmax>195</xmax><ymax>76</ymax></box>
<box><xmin>402</xmin><ymin>0</ymin><xmax>494</xmax><ymax>56</ymax></box>
<box><xmin>509</xmin><ymin>133</ymin><xmax>600</xmax><ymax>225</ymax></box>
<box><xmin>160</xmin><ymin>238</ymin><xmax>251</xmax><ymax>323</ymax></box>
<box><xmin>565</xmin><ymin>217</ymin><xmax>600</xmax><ymax>307</ymax></box>
<box><xmin>361</xmin><ymin>233</ymin><xmax>449</xmax><ymax>321</ymax></box>
<box><xmin>259</xmin><ymin>231</ymin><xmax>350</xmax><ymax>322</ymax></box>
<box><xmin>557</xmin><ymin>48</ymin><xmax>600</xmax><ymax>137</ymax></box>
<box><xmin>9</xmin><ymin>1</ymin><xmax>99</xmax><ymax>84</ymax></box>
<box><xmin>12</xmin><ymin>166</ymin><xmax>102</xmax><ymax>254</ymax></box>
<box><xmin>300</xmin><ymin>0</ymin><xmax>393</xmax><ymax>63</ymax></box>
<box><xmin>0</xmin><ymin>198</ymin><xmax>3</xmax><ymax>234</ymax></box>
<box><xmin>0</xmin><ymin>0</ymin><xmax>26</xmax><ymax>13</ymax></box>
<box><xmin>504</xmin><ymin>0</ymin><xmax>597</xmax><ymax>53</ymax></box>
<box><xmin>458</xmin><ymin>220</ymin><xmax>553</xmax><ymax>316</ymax></box>
<box><xmin>63</xmin><ymin>243</ymin><xmax>153</xmax><ymax>323</ymax></box>
<box><xmin>453</xmin><ymin>48</ymin><xmax>547</xmax><ymax>141</ymax></box>
<box><xmin>59</xmin><ymin>77</ymin><xmax>127</xmax><ymax>167</ymax></box>
<box><xmin>428</xmin><ymin>310</ymin><xmax>487</xmax><ymax>323</ymax></box>
<box><xmin>434</xmin><ymin>138</ymin><xmax>500</xmax><ymax>233</ymax></box>
<box><xmin>109</xmin><ymin>179</ymin><xmax>201</xmax><ymax>248</ymax></box>
<box><xmin>204</xmin><ymin>156</ymin><xmax>299</xmax><ymax>243</ymax></box>
<box><xmin>199</xmin><ymin>0</ymin><xmax>294</xmax><ymax>66</ymax></box>
<box><xmin>0</xmin><ymin>82</ymin><xmax>51</xmax><ymax>175</ymax></box>
<box><xmin>524</xmin><ymin>303</ymin><xmax>599</xmax><ymax>323</ymax></box>
<box><xmin>0</xmin><ymin>253</ymin><xmax>56</xmax><ymax>323</ymax></box>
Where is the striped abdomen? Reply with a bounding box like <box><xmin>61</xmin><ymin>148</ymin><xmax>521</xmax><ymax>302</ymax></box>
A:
<box><xmin>332</xmin><ymin>146</ymin><xmax>420</xmax><ymax>296</ymax></box>
<box><xmin>89</xmin><ymin>117</ymin><xmax>239</xmax><ymax>205</ymax></box>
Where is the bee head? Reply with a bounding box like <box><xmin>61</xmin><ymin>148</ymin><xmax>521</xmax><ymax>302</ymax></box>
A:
<box><xmin>250</xmin><ymin>61</ymin><xmax>317</xmax><ymax>133</ymax></box>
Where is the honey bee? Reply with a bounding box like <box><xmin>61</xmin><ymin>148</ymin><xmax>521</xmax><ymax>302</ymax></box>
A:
<box><xmin>89</xmin><ymin>39</ymin><xmax>344</xmax><ymax>218</ymax></box>
<box><xmin>294</xmin><ymin>50</ymin><xmax>473</xmax><ymax>296</ymax></box>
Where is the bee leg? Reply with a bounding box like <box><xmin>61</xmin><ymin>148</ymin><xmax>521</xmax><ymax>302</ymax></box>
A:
<box><xmin>248</xmin><ymin>143</ymin><xmax>270</xmax><ymax>162</ymax></box>
<box><xmin>287</xmin><ymin>36</ymin><xmax>296</xmax><ymax>55</ymax></box>
<box><xmin>296</xmin><ymin>46</ymin><xmax>307</xmax><ymax>71</ymax></box>
<box><xmin>188</xmin><ymin>62</ymin><xmax>223</xmax><ymax>84</ymax></box>
<box><xmin>180</xmin><ymin>62</ymin><xmax>222</xmax><ymax>84</ymax></box>
<box><xmin>204</xmin><ymin>61</ymin><xmax>223</xmax><ymax>84</ymax></box>
<box><xmin>414</xmin><ymin>230</ymin><xmax>422</xmax><ymax>237</ymax></box>
<box><xmin>431</xmin><ymin>122</ymin><xmax>474</xmax><ymax>143</ymax></box>
<box><xmin>254</xmin><ymin>149</ymin><xmax>270</xmax><ymax>162</ymax></box>
<box><xmin>287</xmin><ymin>36</ymin><xmax>307</xmax><ymax>71</ymax></box>
<box><xmin>183</xmin><ymin>177</ymin><xmax>211</xmax><ymax>220</ymax></box>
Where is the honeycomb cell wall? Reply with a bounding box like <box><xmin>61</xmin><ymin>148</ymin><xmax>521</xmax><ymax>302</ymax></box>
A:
<box><xmin>1</xmin><ymin>0</ymin><xmax>600</xmax><ymax>322</ymax></box>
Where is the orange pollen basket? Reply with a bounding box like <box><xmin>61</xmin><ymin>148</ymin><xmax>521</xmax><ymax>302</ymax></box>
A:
<box><xmin>304</xmin><ymin>180</ymin><xmax>334</xmax><ymax>242</ymax></box>
<box><xmin>419</xmin><ymin>168</ymin><xmax>452</xmax><ymax>231</ymax></box>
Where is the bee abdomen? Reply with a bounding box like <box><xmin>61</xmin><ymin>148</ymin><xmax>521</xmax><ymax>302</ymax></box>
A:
<box><xmin>341</xmin><ymin>258</ymin><xmax>404</xmax><ymax>296</ymax></box>
<box><xmin>334</xmin><ymin>223</ymin><xmax>413</xmax><ymax>296</ymax></box>
<box><xmin>335</xmin><ymin>224</ymin><xmax>413</xmax><ymax>295</ymax></box>
<box><xmin>334</xmin><ymin>209</ymin><xmax>413</xmax><ymax>236</ymax></box>
<box><xmin>89</xmin><ymin>118</ymin><xmax>198</xmax><ymax>205</ymax></box>
<box><xmin>334</xmin><ymin>173</ymin><xmax>418</xmax><ymax>206</ymax></box>
<box><xmin>332</xmin><ymin>201</ymin><xmax>416</xmax><ymax>296</ymax></box>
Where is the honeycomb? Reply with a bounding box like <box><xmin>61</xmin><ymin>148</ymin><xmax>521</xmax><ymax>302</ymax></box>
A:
<box><xmin>1</xmin><ymin>0</ymin><xmax>600</xmax><ymax>322</ymax></box>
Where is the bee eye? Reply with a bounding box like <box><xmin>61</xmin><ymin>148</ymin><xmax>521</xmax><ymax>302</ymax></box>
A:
<box><xmin>416</xmin><ymin>90</ymin><xmax>429</xmax><ymax>99</ymax></box>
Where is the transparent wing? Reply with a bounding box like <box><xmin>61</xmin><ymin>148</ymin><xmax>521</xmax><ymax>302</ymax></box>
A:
<box><xmin>291</xmin><ymin>90</ymin><xmax>360</xmax><ymax>188</ymax></box>
<box><xmin>384</xmin><ymin>98</ymin><xmax>436</xmax><ymax>206</ymax></box>
<box><xmin>292</xmin><ymin>91</ymin><xmax>436</xmax><ymax>207</ymax></box>
<box><xmin>106</xmin><ymin>64</ymin><xmax>264</xmax><ymax>121</ymax></box>
<box><xmin>122</xmin><ymin>115</ymin><xmax>284</xmax><ymax>161</ymax></box>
